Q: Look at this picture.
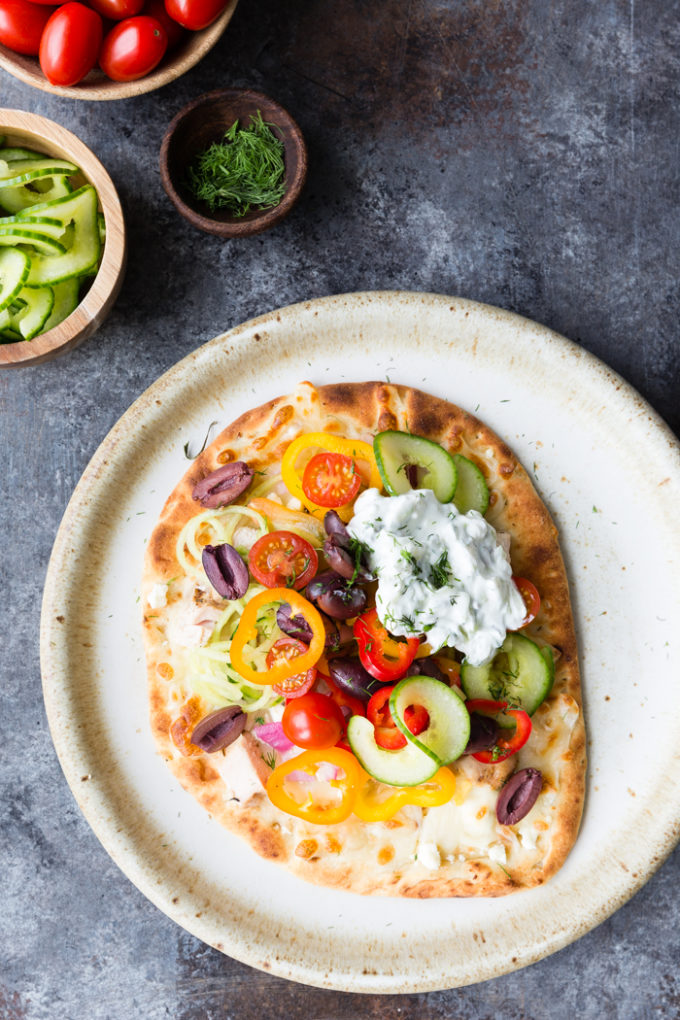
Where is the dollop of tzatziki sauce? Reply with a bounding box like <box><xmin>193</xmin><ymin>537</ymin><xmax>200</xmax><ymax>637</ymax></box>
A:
<box><xmin>347</xmin><ymin>488</ymin><xmax>526</xmax><ymax>666</ymax></box>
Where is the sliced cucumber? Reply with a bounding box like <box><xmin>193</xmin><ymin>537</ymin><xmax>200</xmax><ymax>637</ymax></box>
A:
<box><xmin>347</xmin><ymin>715</ymin><xmax>440</xmax><ymax>786</ymax></box>
<box><xmin>0</xmin><ymin>247</ymin><xmax>30</xmax><ymax>311</ymax></box>
<box><xmin>8</xmin><ymin>285</ymin><xmax>55</xmax><ymax>340</ymax></box>
<box><xmin>42</xmin><ymin>278</ymin><xmax>80</xmax><ymax>333</ymax></box>
<box><xmin>0</xmin><ymin>327</ymin><xmax>23</xmax><ymax>343</ymax></box>
<box><xmin>25</xmin><ymin>186</ymin><xmax>101</xmax><ymax>286</ymax></box>
<box><xmin>0</xmin><ymin>147</ymin><xmax>44</xmax><ymax>162</ymax></box>
<box><xmin>0</xmin><ymin>228</ymin><xmax>66</xmax><ymax>255</ymax></box>
<box><xmin>390</xmin><ymin>675</ymin><xmax>470</xmax><ymax>765</ymax></box>
<box><xmin>374</xmin><ymin>430</ymin><xmax>458</xmax><ymax>502</ymax></box>
<box><xmin>452</xmin><ymin>454</ymin><xmax>490</xmax><ymax>515</ymax></box>
<box><xmin>0</xmin><ymin>159</ymin><xmax>79</xmax><ymax>189</ymax></box>
<box><xmin>0</xmin><ymin>214</ymin><xmax>69</xmax><ymax>241</ymax></box>
<box><xmin>460</xmin><ymin>632</ymin><xmax>554</xmax><ymax>715</ymax></box>
<box><xmin>0</xmin><ymin>175</ymin><xmax>73</xmax><ymax>215</ymax></box>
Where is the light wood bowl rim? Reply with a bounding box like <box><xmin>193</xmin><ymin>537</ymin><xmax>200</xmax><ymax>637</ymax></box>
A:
<box><xmin>0</xmin><ymin>108</ymin><xmax>126</xmax><ymax>368</ymax></box>
<box><xmin>0</xmin><ymin>0</ymin><xmax>238</xmax><ymax>100</ymax></box>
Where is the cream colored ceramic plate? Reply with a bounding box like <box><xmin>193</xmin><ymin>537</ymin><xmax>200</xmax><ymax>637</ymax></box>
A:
<box><xmin>40</xmin><ymin>292</ymin><xmax>680</xmax><ymax>992</ymax></box>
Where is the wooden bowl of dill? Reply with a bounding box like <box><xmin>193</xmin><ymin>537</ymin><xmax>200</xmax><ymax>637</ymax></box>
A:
<box><xmin>159</xmin><ymin>89</ymin><xmax>308</xmax><ymax>238</ymax></box>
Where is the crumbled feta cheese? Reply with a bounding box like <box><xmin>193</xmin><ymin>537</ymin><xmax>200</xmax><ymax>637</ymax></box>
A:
<box><xmin>487</xmin><ymin>842</ymin><xmax>507</xmax><ymax>864</ymax></box>
<box><xmin>148</xmin><ymin>582</ymin><xmax>168</xmax><ymax>610</ymax></box>
<box><xmin>417</xmin><ymin>841</ymin><xmax>441</xmax><ymax>870</ymax></box>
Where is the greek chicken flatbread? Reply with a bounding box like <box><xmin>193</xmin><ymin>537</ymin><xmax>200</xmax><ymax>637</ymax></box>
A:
<box><xmin>142</xmin><ymin>382</ymin><xmax>585</xmax><ymax>896</ymax></box>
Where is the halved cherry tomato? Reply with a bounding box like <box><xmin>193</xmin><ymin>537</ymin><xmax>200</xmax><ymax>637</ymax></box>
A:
<box><xmin>353</xmin><ymin>608</ymin><xmax>420</xmax><ymax>682</ymax></box>
<box><xmin>163</xmin><ymin>0</ymin><xmax>226</xmax><ymax>30</ymax></box>
<box><xmin>88</xmin><ymin>0</ymin><xmax>143</xmax><ymax>18</ymax></box>
<box><xmin>512</xmin><ymin>576</ymin><xmax>540</xmax><ymax>628</ymax></box>
<box><xmin>0</xmin><ymin>0</ymin><xmax>54</xmax><ymax>56</ymax></box>
<box><xmin>281</xmin><ymin>692</ymin><xmax>346</xmax><ymax>750</ymax></box>
<box><xmin>366</xmin><ymin>685</ymin><xmax>430</xmax><ymax>750</ymax></box>
<box><xmin>39</xmin><ymin>2</ymin><xmax>103</xmax><ymax>86</ymax></box>
<box><xmin>248</xmin><ymin>530</ymin><xmax>318</xmax><ymax>591</ymax></box>
<box><xmin>302</xmin><ymin>452</ymin><xmax>361</xmax><ymax>509</ymax></box>
<box><xmin>465</xmin><ymin>698</ymin><xmax>532</xmax><ymax>763</ymax></box>
<box><xmin>99</xmin><ymin>14</ymin><xmax>167</xmax><ymax>81</ymax></box>
<box><xmin>268</xmin><ymin>637</ymin><xmax>317</xmax><ymax>699</ymax></box>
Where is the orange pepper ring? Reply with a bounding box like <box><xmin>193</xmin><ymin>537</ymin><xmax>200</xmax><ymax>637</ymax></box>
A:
<box><xmin>266</xmin><ymin>747</ymin><xmax>366</xmax><ymax>824</ymax></box>
<box><xmin>230</xmin><ymin>588</ymin><xmax>325</xmax><ymax>687</ymax></box>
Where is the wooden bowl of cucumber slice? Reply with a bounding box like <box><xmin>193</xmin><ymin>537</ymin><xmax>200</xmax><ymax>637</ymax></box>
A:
<box><xmin>0</xmin><ymin>108</ymin><xmax>125</xmax><ymax>367</ymax></box>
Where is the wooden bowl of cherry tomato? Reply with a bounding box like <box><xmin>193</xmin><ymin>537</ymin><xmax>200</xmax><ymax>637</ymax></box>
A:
<box><xmin>0</xmin><ymin>0</ymin><xmax>238</xmax><ymax>99</ymax></box>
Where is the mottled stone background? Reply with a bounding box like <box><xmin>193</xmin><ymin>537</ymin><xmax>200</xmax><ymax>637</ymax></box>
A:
<box><xmin>1</xmin><ymin>1</ymin><xmax>679</xmax><ymax>1017</ymax></box>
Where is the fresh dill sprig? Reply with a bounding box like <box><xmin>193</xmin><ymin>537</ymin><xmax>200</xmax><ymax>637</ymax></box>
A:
<box><xmin>187</xmin><ymin>111</ymin><xmax>286</xmax><ymax>217</ymax></box>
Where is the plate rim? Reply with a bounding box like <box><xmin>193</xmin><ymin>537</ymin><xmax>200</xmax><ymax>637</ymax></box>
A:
<box><xmin>40</xmin><ymin>290</ymin><xmax>680</xmax><ymax>992</ymax></box>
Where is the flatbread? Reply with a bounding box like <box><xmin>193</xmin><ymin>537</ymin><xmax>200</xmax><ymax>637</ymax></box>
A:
<box><xmin>141</xmin><ymin>381</ymin><xmax>585</xmax><ymax>896</ymax></box>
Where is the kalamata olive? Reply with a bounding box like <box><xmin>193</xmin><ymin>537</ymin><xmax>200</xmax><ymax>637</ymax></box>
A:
<box><xmin>324</xmin><ymin>510</ymin><xmax>351</xmax><ymax>546</ymax></box>
<box><xmin>323</xmin><ymin>615</ymin><xmax>355</xmax><ymax>652</ymax></box>
<box><xmin>190</xmin><ymin>705</ymin><xmax>246</xmax><ymax>753</ymax></box>
<box><xmin>404</xmin><ymin>463</ymin><xmax>420</xmax><ymax>488</ymax></box>
<box><xmin>276</xmin><ymin>603</ymin><xmax>313</xmax><ymax>643</ymax></box>
<box><xmin>202</xmin><ymin>543</ymin><xmax>249</xmax><ymax>599</ymax></box>
<box><xmin>192</xmin><ymin>462</ymin><xmax>253</xmax><ymax>508</ymax></box>
<box><xmin>323</xmin><ymin>536</ymin><xmax>356</xmax><ymax>579</ymax></box>
<box><xmin>328</xmin><ymin>656</ymin><xmax>386</xmax><ymax>701</ymax></box>
<box><xmin>464</xmin><ymin>712</ymin><xmax>500</xmax><ymax>753</ymax></box>
<box><xmin>307</xmin><ymin>571</ymin><xmax>367</xmax><ymax>619</ymax></box>
<box><xmin>496</xmin><ymin>768</ymin><xmax>544</xmax><ymax>825</ymax></box>
<box><xmin>407</xmin><ymin>657</ymin><xmax>447</xmax><ymax>683</ymax></box>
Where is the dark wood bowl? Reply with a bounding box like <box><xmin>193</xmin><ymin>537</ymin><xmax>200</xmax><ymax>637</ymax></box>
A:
<box><xmin>159</xmin><ymin>89</ymin><xmax>308</xmax><ymax>238</ymax></box>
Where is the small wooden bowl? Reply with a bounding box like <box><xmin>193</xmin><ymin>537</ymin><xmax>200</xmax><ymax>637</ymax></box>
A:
<box><xmin>0</xmin><ymin>1</ymin><xmax>237</xmax><ymax>101</ymax></box>
<box><xmin>159</xmin><ymin>89</ymin><xmax>308</xmax><ymax>238</ymax></box>
<box><xmin>0</xmin><ymin>109</ymin><xmax>126</xmax><ymax>368</ymax></box>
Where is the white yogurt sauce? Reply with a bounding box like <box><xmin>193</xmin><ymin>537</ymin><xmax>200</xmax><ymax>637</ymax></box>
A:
<box><xmin>348</xmin><ymin>488</ymin><xmax>525</xmax><ymax>665</ymax></box>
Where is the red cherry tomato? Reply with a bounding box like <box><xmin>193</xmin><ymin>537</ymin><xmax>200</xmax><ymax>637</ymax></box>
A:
<box><xmin>281</xmin><ymin>692</ymin><xmax>346</xmax><ymax>750</ymax></box>
<box><xmin>99</xmin><ymin>15</ymin><xmax>166</xmax><ymax>80</ymax></box>
<box><xmin>248</xmin><ymin>530</ymin><xmax>318</xmax><ymax>591</ymax></box>
<box><xmin>163</xmin><ymin>0</ymin><xmax>226</xmax><ymax>30</ymax></box>
<box><xmin>268</xmin><ymin>637</ymin><xmax>317</xmax><ymax>699</ymax></box>
<box><xmin>88</xmin><ymin>0</ymin><xmax>143</xmax><ymax>19</ymax></box>
<box><xmin>0</xmin><ymin>0</ymin><xmax>54</xmax><ymax>56</ymax></box>
<box><xmin>512</xmin><ymin>576</ymin><xmax>541</xmax><ymax>627</ymax></box>
<box><xmin>19</xmin><ymin>0</ymin><xmax>64</xmax><ymax>5</ymax></box>
<box><xmin>39</xmin><ymin>2</ymin><xmax>103</xmax><ymax>86</ymax></box>
<box><xmin>302</xmin><ymin>452</ymin><xmax>361</xmax><ymax>509</ymax></box>
<box><xmin>142</xmin><ymin>0</ymin><xmax>183</xmax><ymax>47</ymax></box>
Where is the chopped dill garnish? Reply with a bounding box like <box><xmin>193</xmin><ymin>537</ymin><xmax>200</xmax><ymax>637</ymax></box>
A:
<box><xmin>187</xmin><ymin>111</ymin><xmax>286</xmax><ymax>217</ymax></box>
<box><xmin>428</xmin><ymin>550</ymin><xmax>450</xmax><ymax>590</ymax></box>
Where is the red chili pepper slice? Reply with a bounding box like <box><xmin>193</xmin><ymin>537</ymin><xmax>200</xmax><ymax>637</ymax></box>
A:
<box><xmin>366</xmin><ymin>685</ymin><xmax>430</xmax><ymax>750</ymax></box>
<box><xmin>353</xmin><ymin>608</ymin><xmax>419</xmax><ymax>682</ymax></box>
<box><xmin>466</xmin><ymin>698</ymin><xmax>532</xmax><ymax>764</ymax></box>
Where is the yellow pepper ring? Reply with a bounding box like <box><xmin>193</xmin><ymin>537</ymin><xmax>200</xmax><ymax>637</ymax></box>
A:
<box><xmin>281</xmin><ymin>431</ymin><xmax>383</xmax><ymax>521</ymax></box>
<box><xmin>352</xmin><ymin>766</ymin><xmax>457</xmax><ymax>823</ymax></box>
<box><xmin>229</xmin><ymin>587</ymin><xmax>325</xmax><ymax>687</ymax></box>
<box><xmin>266</xmin><ymin>748</ymin><xmax>367</xmax><ymax>825</ymax></box>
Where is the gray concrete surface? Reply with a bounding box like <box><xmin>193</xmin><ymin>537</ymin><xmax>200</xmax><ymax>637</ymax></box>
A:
<box><xmin>1</xmin><ymin>1</ymin><xmax>679</xmax><ymax>1016</ymax></box>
